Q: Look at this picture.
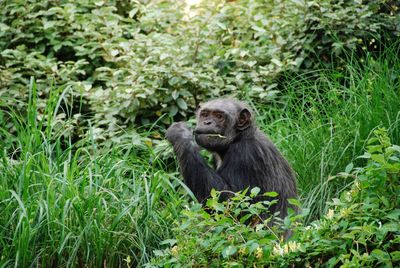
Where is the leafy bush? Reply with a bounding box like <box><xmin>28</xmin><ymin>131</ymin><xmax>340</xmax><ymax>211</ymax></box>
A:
<box><xmin>149</xmin><ymin>128</ymin><xmax>400</xmax><ymax>267</ymax></box>
<box><xmin>1</xmin><ymin>0</ymin><xmax>398</xmax><ymax>138</ymax></box>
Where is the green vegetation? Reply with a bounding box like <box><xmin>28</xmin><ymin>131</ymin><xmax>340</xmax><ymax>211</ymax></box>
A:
<box><xmin>0</xmin><ymin>0</ymin><xmax>399</xmax><ymax>267</ymax></box>
<box><xmin>256</xmin><ymin>48</ymin><xmax>400</xmax><ymax>222</ymax></box>
<box><xmin>1</xmin><ymin>0</ymin><xmax>398</xmax><ymax>136</ymax></box>
<box><xmin>151</xmin><ymin>128</ymin><xmax>400</xmax><ymax>267</ymax></box>
<box><xmin>0</xmin><ymin>80</ymin><xmax>185</xmax><ymax>266</ymax></box>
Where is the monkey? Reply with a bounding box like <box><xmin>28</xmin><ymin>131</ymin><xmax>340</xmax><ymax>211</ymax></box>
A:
<box><xmin>166</xmin><ymin>98</ymin><xmax>298</xmax><ymax>222</ymax></box>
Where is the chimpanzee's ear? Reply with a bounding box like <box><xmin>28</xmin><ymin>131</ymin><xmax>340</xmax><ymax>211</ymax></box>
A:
<box><xmin>237</xmin><ymin>108</ymin><xmax>251</xmax><ymax>130</ymax></box>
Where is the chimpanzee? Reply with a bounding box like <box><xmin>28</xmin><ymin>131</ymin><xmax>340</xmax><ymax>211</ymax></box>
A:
<box><xmin>166</xmin><ymin>98</ymin><xmax>298</xmax><ymax>220</ymax></box>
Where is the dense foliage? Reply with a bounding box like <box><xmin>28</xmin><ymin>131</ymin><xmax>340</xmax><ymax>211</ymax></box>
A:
<box><xmin>150</xmin><ymin>128</ymin><xmax>400</xmax><ymax>267</ymax></box>
<box><xmin>1</xmin><ymin>0</ymin><xmax>398</xmax><ymax>138</ymax></box>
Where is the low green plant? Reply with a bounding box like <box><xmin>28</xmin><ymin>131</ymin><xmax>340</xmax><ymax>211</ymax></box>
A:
<box><xmin>0</xmin><ymin>81</ymin><xmax>186</xmax><ymax>267</ymax></box>
<box><xmin>147</xmin><ymin>188</ymin><xmax>303</xmax><ymax>268</ymax></box>
<box><xmin>148</xmin><ymin>128</ymin><xmax>400</xmax><ymax>267</ymax></box>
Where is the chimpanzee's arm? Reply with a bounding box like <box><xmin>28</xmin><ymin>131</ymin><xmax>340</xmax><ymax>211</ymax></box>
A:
<box><xmin>166</xmin><ymin>122</ymin><xmax>229</xmax><ymax>203</ymax></box>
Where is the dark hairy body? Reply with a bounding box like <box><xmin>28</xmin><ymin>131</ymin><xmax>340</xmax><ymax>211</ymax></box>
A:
<box><xmin>166</xmin><ymin>98</ymin><xmax>298</xmax><ymax>220</ymax></box>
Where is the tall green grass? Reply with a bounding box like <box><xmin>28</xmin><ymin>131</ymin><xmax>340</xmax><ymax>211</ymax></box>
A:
<box><xmin>0</xmin><ymin>80</ymin><xmax>185</xmax><ymax>267</ymax></box>
<box><xmin>254</xmin><ymin>47</ymin><xmax>400</xmax><ymax>222</ymax></box>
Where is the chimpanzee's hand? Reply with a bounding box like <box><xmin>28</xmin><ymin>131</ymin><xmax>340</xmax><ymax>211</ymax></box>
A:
<box><xmin>166</xmin><ymin>122</ymin><xmax>193</xmax><ymax>145</ymax></box>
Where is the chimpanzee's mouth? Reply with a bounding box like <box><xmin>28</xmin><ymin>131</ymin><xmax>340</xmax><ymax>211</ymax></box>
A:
<box><xmin>194</xmin><ymin>131</ymin><xmax>226</xmax><ymax>138</ymax></box>
<box><xmin>194</xmin><ymin>128</ymin><xmax>226</xmax><ymax>139</ymax></box>
<box><xmin>194</xmin><ymin>131</ymin><xmax>226</xmax><ymax>140</ymax></box>
<box><xmin>203</xmin><ymin>133</ymin><xmax>226</xmax><ymax>139</ymax></box>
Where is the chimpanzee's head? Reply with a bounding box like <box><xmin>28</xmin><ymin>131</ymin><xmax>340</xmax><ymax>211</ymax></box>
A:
<box><xmin>194</xmin><ymin>98</ymin><xmax>254</xmax><ymax>152</ymax></box>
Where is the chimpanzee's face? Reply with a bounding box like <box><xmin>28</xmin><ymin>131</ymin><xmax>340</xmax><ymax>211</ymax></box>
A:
<box><xmin>196</xmin><ymin>108</ymin><xmax>227</xmax><ymax>134</ymax></box>
<box><xmin>194</xmin><ymin>108</ymin><xmax>232</xmax><ymax>151</ymax></box>
<box><xmin>194</xmin><ymin>99</ymin><xmax>248</xmax><ymax>152</ymax></box>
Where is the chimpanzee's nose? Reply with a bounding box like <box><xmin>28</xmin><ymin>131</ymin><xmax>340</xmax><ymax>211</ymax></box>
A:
<box><xmin>204</xmin><ymin>120</ymin><xmax>212</xmax><ymax>125</ymax></box>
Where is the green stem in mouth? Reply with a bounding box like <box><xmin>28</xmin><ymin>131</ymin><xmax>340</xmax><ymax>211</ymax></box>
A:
<box><xmin>205</xmin><ymin>134</ymin><xmax>226</xmax><ymax>139</ymax></box>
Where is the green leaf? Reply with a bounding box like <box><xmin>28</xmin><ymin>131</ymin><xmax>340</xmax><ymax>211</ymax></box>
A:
<box><xmin>288</xmin><ymin>198</ymin><xmax>301</xmax><ymax>207</ymax></box>
<box><xmin>290</xmin><ymin>0</ymin><xmax>305</xmax><ymax>6</ymax></box>
<box><xmin>345</xmin><ymin>162</ymin><xmax>353</xmax><ymax>173</ymax></box>
<box><xmin>391</xmin><ymin>251</ymin><xmax>400</xmax><ymax>261</ymax></box>
<box><xmin>367</xmin><ymin>137</ymin><xmax>379</xmax><ymax>144</ymax></box>
<box><xmin>169</xmin><ymin>105</ymin><xmax>178</xmax><ymax>116</ymax></box>
<box><xmin>216</xmin><ymin>22</ymin><xmax>227</xmax><ymax>30</ymax></box>
<box><xmin>42</xmin><ymin>20</ymin><xmax>56</xmax><ymax>30</ymax></box>
<box><xmin>168</xmin><ymin>77</ymin><xmax>179</xmax><ymax>86</ymax></box>
<box><xmin>160</xmin><ymin>239</ymin><xmax>177</xmax><ymax>246</ymax></box>
<box><xmin>341</xmin><ymin>233</ymin><xmax>355</xmax><ymax>240</ymax></box>
<box><xmin>389</xmin><ymin>145</ymin><xmax>400</xmax><ymax>153</ymax></box>
<box><xmin>326</xmin><ymin>256</ymin><xmax>339</xmax><ymax>267</ymax></box>
<box><xmin>210</xmin><ymin>188</ymin><xmax>217</xmax><ymax>198</ymax></box>
<box><xmin>283</xmin><ymin>216</ymin><xmax>291</xmax><ymax>227</ymax></box>
<box><xmin>264</xmin><ymin>191</ymin><xmax>278</xmax><ymax>197</ymax></box>
<box><xmin>358</xmin><ymin>153</ymin><xmax>371</xmax><ymax>159</ymax></box>
<box><xmin>271</xmin><ymin>58</ymin><xmax>283</xmax><ymax>67</ymax></box>
<box><xmin>370</xmin><ymin>154</ymin><xmax>385</xmax><ymax>164</ymax></box>
<box><xmin>251</xmin><ymin>25</ymin><xmax>266</xmax><ymax>33</ymax></box>
<box><xmin>222</xmin><ymin>245</ymin><xmax>237</xmax><ymax>258</ymax></box>
<box><xmin>380</xmin><ymin>222</ymin><xmax>399</xmax><ymax>234</ymax></box>
<box><xmin>371</xmin><ymin>249</ymin><xmax>390</xmax><ymax>261</ymax></box>
<box><xmin>385</xmin><ymin>209</ymin><xmax>400</xmax><ymax>220</ymax></box>
<box><xmin>367</xmin><ymin>145</ymin><xmax>383</xmax><ymax>153</ymax></box>
<box><xmin>300</xmin><ymin>208</ymin><xmax>310</xmax><ymax>217</ymax></box>
<box><xmin>172</xmin><ymin>90</ymin><xmax>179</xmax><ymax>100</ymax></box>
<box><xmin>250</xmin><ymin>187</ymin><xmax>261</xmax><ymax>197</ymax></box>
<box><xmin>153</xmin><ymin>250</ymin><xmax>165</xmax><ymax>257</ymax></box>
<box><xmin>176</xmin><ymin>98</ymin><xmax>187</xmax><ymax>110</ymax></box>
<box><xmin>129</xmin><ymin>8</ymin><xmax>138</xmax><ymax>18</ymax></box>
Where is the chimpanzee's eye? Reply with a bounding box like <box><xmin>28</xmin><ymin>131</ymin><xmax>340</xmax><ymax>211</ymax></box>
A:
<box><xmin>215</xmin><ymin>113</ymin><xmax>224</xmax><ymax>120</ymax></box>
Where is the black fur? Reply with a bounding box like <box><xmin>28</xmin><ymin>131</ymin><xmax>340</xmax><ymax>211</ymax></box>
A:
<box><xmin>166</xmin><ymin>98</ymin><xmax>297</xmax><ymax>220</ymax></box>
